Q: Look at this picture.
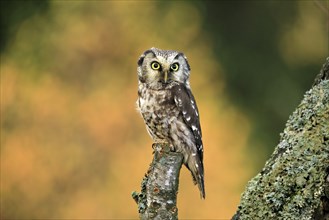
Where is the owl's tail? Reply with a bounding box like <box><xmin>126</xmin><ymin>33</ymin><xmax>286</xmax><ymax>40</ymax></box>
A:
<box><xmin>186</xmin><ymin>155</ymin><xmax>205</xmax><ymax>199</ymax></box>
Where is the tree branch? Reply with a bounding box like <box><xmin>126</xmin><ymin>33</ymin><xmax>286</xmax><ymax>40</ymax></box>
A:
<box><xmin>132</xmin><ymin>143</ymin><xmax>183</xmax><ymax>220</ymax></box>
<box><xmin>233</xmin><ymin>58</ymin><xmax>329</xmax><ymax>219</ymax></box>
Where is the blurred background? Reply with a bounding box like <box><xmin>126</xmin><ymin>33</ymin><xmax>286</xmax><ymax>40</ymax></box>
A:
<box><xmin>1</xmin><ymin>1</ymin><xmax>327</xmax><ymax>219</ymax></box>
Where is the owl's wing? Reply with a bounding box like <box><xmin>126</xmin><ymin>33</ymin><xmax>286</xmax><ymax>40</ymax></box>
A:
<box><xmin>172</xmin><ymin>83</ymin><xmax>203</xmax><ymax>160</ymax></box>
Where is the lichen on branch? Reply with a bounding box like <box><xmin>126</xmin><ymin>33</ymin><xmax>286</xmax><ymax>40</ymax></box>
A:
<box><xmin>132</xmin><ymin>143</ymin><xmax>183</xmax><ymax>220</ymax></box>
<box><xmin>233</xmin><ymin>58</ymin><xmax>329</xmax><ymax>220</ymax></box>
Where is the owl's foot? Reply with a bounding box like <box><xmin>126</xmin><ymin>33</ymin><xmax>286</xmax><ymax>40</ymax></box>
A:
<box><xmin>152</xmin><ymin>141</ymin><xmax>175</xmax><ymax>152</ymax></box>
<box><xmin>168</xmin><ymin>144</ymin><xmax>176</xmax><ymax>152</ymax></box>
<box><xmin>152</xmin><ymin>140</ymin><xmax>168</xmax><ymax>148</ymax></box>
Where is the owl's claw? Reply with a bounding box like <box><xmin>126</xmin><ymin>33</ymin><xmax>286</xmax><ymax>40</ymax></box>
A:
<box><xmin>152</xmin><ymin>141</ymin><xmax>169</xmax><ymax>149</ymax></box>
<box><xmin>169</xmin><ymin>144</ymin><xmax>176</xmax><ymax>152</ymax></box>
<box><xmin>152</xmin><ymin>141</ymin><xmax>175</xmax><ymax>155</ymax></box>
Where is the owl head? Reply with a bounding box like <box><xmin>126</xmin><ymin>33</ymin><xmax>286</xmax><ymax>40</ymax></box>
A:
<box><xmin>137</xmin><ymin>47</ymin><xmax>191</xmax><ymax>89</ymax></box>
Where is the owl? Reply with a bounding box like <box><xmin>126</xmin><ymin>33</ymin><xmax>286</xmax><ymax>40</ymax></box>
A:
<box><xmin>136</xmin><ymin>47</ymin><xmax>205</xmax><ymax>199</ymax></box>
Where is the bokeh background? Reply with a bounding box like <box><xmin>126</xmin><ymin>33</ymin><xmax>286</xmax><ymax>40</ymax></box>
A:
<box><xmin>1</xmin><ymin>1</ymin><xmax>327</xmax><ymax>219</ymax></box>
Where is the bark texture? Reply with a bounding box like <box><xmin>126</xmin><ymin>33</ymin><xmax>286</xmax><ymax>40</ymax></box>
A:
<box><xmin>233</xmin><ymin>58</ymin><xmax>329</xmax><ymax>220</ymax></box>
<box><xmin>132</xmin><ymin>143</ymin><xmax>183</xmax><ymax>220</ymax></box>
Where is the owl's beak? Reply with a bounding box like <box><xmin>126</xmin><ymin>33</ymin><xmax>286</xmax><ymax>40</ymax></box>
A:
<box><xmin>164</xmin><ymin>71</ymin><xmax>168</xmax><ymax>83</ymax></box>
<box><xmin>160</xmin><ymin>70</ymin><xmax>171</xmax><ymax>84</ymax></box>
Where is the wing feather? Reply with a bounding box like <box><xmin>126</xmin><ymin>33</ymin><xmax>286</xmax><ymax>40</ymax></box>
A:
<box><xmin>172</xmin><ymin>84</ymin><xmax>203</xmax><ymax>160</ymax></box>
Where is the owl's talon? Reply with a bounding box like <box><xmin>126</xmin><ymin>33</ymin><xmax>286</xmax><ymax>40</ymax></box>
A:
<box><xmin>152</xmin><ymin>141</ymin><xmax>169</xmax><ymax>149</ymax></box>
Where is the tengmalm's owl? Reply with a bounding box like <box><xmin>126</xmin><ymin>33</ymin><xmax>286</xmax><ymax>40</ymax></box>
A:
<box><xmin>136</xmin><ymin>47</ymin><xmax>205</xmax><ymax>198</ymax></box>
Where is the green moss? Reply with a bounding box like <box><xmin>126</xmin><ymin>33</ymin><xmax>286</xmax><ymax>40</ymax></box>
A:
<box><xmin>236</xmin><ymin>80</ymin><xmax>329</xmax><ymax>219</ymax></box>
<box><xmin>132</xmin><ymin>174</ymin><xmax>149</xmax><ymax>214</ymax></box>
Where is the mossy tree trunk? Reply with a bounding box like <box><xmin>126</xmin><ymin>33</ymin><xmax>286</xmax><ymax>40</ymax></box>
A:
<box><xmin>233</xmin><ymin>58</ymin><xmax>329</xmax><ymax>220</ymax></box>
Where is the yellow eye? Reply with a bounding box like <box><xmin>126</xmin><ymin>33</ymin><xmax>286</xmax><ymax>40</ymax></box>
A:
<box><xmin>170</xmin><ymin>63</ymin><xmax>179</xmax><ymax>71</ymax></box>
<box><xmin>151</xmin><ymin>61</ymin><xmax>160</xmax><ymax>70</ymax></box>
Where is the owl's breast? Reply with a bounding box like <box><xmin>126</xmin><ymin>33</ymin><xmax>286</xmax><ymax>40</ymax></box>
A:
<box><xmin>138</xmin><ymin>86</ymin><xmax>175</xmax><ymax>114</ymax></box>
<box><xmin>137</xmin><ymin>86</ymin><xmax>178</xmax><ymax>140</ymax></box>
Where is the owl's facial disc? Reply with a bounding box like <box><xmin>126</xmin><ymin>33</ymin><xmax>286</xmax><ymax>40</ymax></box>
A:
<box><xmin>137</xmin><ymin>48</ymin><xmax>190</xmax><ymax>88</ymax></box>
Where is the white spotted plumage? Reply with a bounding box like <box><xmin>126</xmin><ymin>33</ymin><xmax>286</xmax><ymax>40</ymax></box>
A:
<box><xmin>136</xmin><ymin>47</ymin><xmax>205</xmax><ymax>199</ymax></box>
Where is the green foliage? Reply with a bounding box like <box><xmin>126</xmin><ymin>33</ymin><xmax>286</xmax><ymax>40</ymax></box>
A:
<box><xmin>199</xmin><ymin>1</ymin><xmax>326</xmax><ymax>161</ymax></box>
<box><xmin>0</xmin><ymin>0</ymin><xmax>50</xmax><ymax>52</ymax></box>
